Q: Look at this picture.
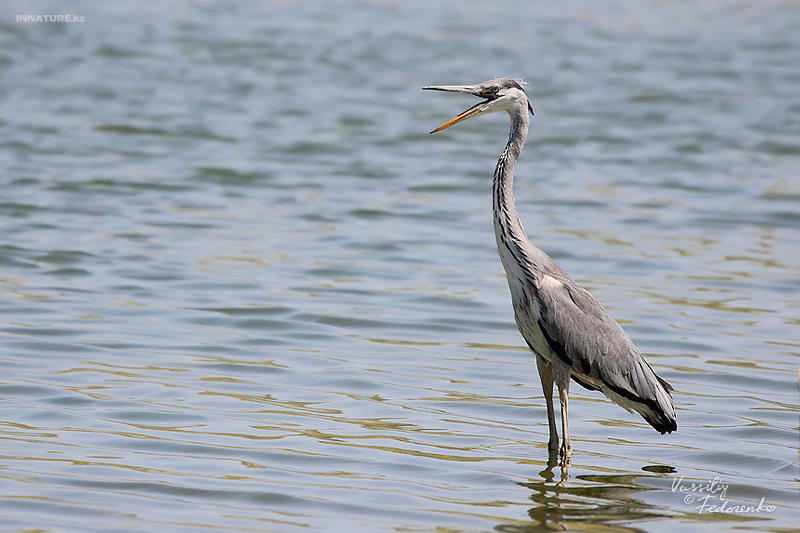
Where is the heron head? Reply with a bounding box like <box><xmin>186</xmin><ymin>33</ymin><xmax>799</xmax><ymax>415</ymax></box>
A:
<box><xmin>423</xmin><ymin>78</ymin><xmax>534</xmax><ymax>133</ymax></box>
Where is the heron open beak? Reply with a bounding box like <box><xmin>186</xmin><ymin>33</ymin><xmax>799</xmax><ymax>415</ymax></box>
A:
<box><xmin>422</xmin><ymin>85</ymin><xmax>489</xmax><ymax>134</ymax></box>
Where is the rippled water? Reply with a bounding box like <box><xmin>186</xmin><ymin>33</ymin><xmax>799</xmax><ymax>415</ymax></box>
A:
<box><xmin>1</xmin><ymin>0</ymin><xmax>798</xmax><ymax>531</ymax></box>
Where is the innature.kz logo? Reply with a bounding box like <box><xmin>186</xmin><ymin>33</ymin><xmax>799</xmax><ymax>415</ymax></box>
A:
<box><xmin>16</xmin><ymin>15</ymin><xmax>85</xmax><ymax>23</ymax></box>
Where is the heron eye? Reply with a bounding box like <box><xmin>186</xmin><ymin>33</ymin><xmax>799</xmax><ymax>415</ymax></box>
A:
<box><xmin>491</xmin><ymin>86</ymin><xmax>499</xmax><ymax>93</ymax></box>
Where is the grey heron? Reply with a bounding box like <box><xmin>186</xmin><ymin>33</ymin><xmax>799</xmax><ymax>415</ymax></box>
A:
<box><xmin>423</xmin><ymin>78</ymin><xmax>676</xmax><ymax>460</ymax></box>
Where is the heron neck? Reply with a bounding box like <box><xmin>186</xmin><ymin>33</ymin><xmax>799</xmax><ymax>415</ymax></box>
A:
<box><xmin>493</xmin><ymin>108</ymin><xmax>530</xmax><ymax>261</ymax></box>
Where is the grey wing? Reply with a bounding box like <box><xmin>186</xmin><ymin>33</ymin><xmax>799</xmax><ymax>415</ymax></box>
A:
<box><xmin>535</xmin><ymin>274</ymin><xmax>677</xmax><ymax>433</ymax></box>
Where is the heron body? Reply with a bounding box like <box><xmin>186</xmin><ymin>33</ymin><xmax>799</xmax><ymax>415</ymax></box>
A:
<box><xmin>424</xmin><ymin>78</ymin><xmax>676</xmax><ymax>459</ymax></box>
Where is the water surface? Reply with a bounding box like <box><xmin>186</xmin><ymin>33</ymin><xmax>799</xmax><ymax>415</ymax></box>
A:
<box><xmin>1</xmin><ymin>0</ymin><xmax>798</xmax><ymax>531</ymax></box>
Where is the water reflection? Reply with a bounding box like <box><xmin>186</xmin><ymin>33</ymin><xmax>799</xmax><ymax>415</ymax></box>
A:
<box><xmin>499</xmin><ymin>463</ymin><xmax>676</xmax><ymax>532</ymax></box>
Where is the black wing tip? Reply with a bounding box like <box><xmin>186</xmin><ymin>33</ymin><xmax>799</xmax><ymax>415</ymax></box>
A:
<box><xmin>647</xmin><ymin>415</ymin><xmax>678</xmax><ymax>435</ymax></box>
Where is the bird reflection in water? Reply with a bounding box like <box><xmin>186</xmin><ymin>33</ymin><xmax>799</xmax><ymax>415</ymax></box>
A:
<box><xmin>497</xmin><ymin>465</ymin><xmax>676</xmax><ymax>532</ymax></box>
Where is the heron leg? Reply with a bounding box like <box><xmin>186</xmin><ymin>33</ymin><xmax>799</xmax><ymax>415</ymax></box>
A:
<box><xmin>558</xmin><ymin>386</ymin><xmax>572</xmax><ymax>461</ymax></box>
<box><xmin>551</xmin><ymin>356</ymin><xmax>573</xmax><ymax>462</ymax></box>
<box><xmin>536</xmin><ymin>354</ymin><xmax>559</xmax><ymax>452</ymax></box>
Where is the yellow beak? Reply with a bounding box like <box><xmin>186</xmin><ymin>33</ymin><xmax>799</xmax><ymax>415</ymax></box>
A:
<box><xmin>422</xmin><ymin>84</ymin><xmax>489</xmax><ymax>134</ymax></box>
<box><xmin>428</xmin><ymin>101</ymin><xmax>487</xmax><ymax>134</ymax></box>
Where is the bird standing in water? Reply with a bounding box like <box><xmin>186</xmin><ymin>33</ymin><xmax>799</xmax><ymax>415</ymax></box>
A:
<box><xmin>423</xmin><ymin>78</ymin><xmax>676</xmax><ymax>462</ymax></box>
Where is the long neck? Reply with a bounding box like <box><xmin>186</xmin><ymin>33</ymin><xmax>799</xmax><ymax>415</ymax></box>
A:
<box><xmin>493</xmin><ymin>105</ymin><xmax>531</xmax><ymax>270</ymax></box>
